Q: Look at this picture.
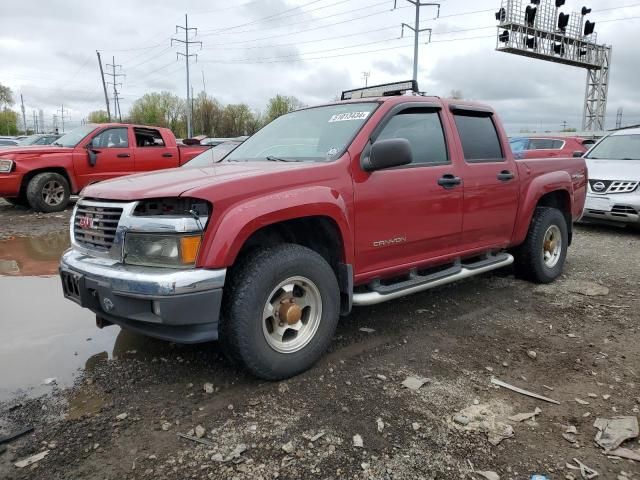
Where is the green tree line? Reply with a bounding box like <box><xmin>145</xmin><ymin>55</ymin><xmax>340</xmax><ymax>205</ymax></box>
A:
<box><xmin>89</xmin><ymin>92</ymin><xmax>304</xmax><ymax>138</ymax></box>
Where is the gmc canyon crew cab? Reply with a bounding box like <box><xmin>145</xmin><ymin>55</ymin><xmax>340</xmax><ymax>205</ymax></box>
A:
<box><xmin>0</xmin><ymin>124</ymin><xmax>208</xmax><ymax>212</ymax></box>
<box><xmin>59</xmin><ymin>81</ymin><xmax>587</xmax><ymax>380</ymax></box>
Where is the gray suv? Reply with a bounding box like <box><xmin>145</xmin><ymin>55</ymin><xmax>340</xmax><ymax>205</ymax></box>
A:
<box><xmin>582</xmin><ymin>128</ymin><xmax>640</xmax><ymax>228</ymax></box>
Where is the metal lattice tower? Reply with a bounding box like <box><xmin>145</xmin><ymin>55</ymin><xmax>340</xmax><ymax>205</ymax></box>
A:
<box><xmin>495</xmin><ymin>0</ymin><xmax>612</xmax><ymax>131</ymax></box>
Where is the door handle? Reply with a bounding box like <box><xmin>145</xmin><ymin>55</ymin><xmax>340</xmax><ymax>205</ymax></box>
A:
<box><xmin>117</xmin><ymin>153</ymin><xmax>131</xmax><ymax>158</ymax></box>
<box><xmin>497</xmin><ymin>170</ymin><xmax>514</xmax><ymax>181</ymax></box>
<box><xmin>162</xmin><ymin>153</ymin><xmax>174</xmax><ymax>158</ymax></box>
<box><xmin>437</xmin><ymin>174</ymin><xmax>462</xmax><ymax>189</ymax></box>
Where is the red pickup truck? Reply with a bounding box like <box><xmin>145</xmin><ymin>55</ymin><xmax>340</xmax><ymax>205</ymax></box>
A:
<box><xmin>0</xmin><ymin>123</ymin><xmax>206</xmax><ymax>212</ymax></box>
<box><xmin>59</xmin><ymin>81</ymin><xmax>587</xmax><ymax>380</ymax></box>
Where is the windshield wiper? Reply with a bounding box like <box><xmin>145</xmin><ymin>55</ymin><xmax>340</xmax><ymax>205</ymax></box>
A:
<box><xmin>266</xmin><ymin>155</ymin><xmax>301</xmax><ymax>162</ymax></box>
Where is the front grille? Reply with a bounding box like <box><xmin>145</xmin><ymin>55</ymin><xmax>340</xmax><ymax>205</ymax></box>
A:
<box><xmin>73</xmin><ymin>203</ymin><xmax>123</xmax><ymax>250</ymax></box>
<box><xmin>589</xmin><ymin>179</ymin><xmax>639</xmax><ymax>194</ymax></box>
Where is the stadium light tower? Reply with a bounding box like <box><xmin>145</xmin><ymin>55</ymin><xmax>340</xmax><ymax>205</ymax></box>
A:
<box><xmin>495</xmin><ymin>0</ymin><xmax>612</xmax><ymax>131</ymax></box>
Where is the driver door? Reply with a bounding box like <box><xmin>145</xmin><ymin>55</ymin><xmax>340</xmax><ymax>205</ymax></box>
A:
<box><xmin>74</xmin><ymin>127</ymin><xmax>134</xmax><ymax>187</ymax></box>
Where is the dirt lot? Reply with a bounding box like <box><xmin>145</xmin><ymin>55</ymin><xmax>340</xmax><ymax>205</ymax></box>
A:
<box><xmin>0</xmin><ymin>202</ymin><xmax>639</xmax><ymax>480</ymax></box>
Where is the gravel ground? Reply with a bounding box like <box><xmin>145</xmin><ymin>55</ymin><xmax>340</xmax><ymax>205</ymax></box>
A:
<box><xmin>0</xmin><ymin>204</ymin><xmax>639</xmax><ymax>480</ymax></box>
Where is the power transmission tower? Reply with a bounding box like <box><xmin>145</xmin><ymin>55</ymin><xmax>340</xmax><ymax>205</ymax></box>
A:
<box><xmin>362</xmin><ymin>71</ymin><xmax>370</xmax><ymax>87</ymax></box>
<box><xmin>20</xmin><ymin>94</ymin><xmax>27</xmax><ymax>133</ymax></box>
<box><xmin>57</xmin><ymin>105</ymin><xmax>66</xmax><ymax>133</ymax></box>
<box><xmin>394</xmin><ymin>1</ymin><xmax>439</xmax><ymax>82</ymax></box>
<box><xmin>615</xmin><ymin>107</ymin><xmax>623</xmax><ymax>129</ymax></box>
<box><xmin>96</xmin><ymin>51</ymin><xmax>112</xmax><ymax>122</ymax></box>
<box><xmin>172</xmin><ymin>14</ymin><xmax>202</xmax><ymax>138</ymax></box>
<box><xmin>106</xmin><ymin>56</ymin><xmax>125</xmax><ymax>123</ymax></box>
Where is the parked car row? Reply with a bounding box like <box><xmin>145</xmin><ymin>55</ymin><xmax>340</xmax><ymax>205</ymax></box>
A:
<box><xmin>0</xmin><ymin>134</ymin><xmax>61</xmax><ymax>147</ymax></box>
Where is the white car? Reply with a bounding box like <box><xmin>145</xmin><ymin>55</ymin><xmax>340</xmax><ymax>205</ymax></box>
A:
<box><xmin>582</xmin><ymin>128</ymin><xmax>640</xmax><ymax>228</ymax></box>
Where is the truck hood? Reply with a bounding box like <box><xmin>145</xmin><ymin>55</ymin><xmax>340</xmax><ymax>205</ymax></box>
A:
<box><xmin>0</xmin><ymin>145</ymin><xmax>74</xmax><ymax>157</ymax></box>
<box><xmin>82</xmin><ymin>162</ymin><xmax>318</xmax><ymax>201</ymax></box>
<box><xmin>585</xmin><ymin>158</ymin><xmax>640</xmax><ymax>181</ymax></box>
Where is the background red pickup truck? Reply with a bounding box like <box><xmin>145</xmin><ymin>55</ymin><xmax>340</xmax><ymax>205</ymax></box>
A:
<box><xmin>60</xmin><ymin>81</ymin><xmax>588</xmax><ymax>380</ymax></box>
<box><xmin>0</xmin><ymin>123</ymin><xmax>207</xmax><ymax>212</ymax></box>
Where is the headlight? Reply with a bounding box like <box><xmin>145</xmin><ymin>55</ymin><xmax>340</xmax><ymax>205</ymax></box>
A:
<box><xmin>0</xmin><ymin>159</ymin><xmax>14</xmax><ymax>173</ymax></box>
<box><xmin>124</xmin><ymin>233</ymin><xmax>202</xmax><ymax>268</ymax></box>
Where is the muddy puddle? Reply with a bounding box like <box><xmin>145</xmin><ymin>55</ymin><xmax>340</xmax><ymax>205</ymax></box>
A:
<box><xmin>0</xmin><ymin>232</ymin><xmax>173</xmax><ymax>402</ymax></box>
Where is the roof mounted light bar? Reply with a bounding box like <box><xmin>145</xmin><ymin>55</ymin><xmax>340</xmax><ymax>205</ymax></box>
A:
<box><xmin>341</xmin><ymin>80</ymin><xmax>418</xmax><ymax>101</ymax></box>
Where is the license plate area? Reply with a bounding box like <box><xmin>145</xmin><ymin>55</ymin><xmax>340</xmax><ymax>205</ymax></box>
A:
<box><xmin>61</xmin><ymin>270</ymin><xmax>83</xmax><ymax>304</ymax></box>
<box><xmin>586</xmin><ymin>196</ymin><xmax>612</xmax><ymax>212</ymax></box>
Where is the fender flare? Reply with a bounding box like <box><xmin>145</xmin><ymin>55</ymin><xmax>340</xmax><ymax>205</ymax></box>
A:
<box><xmin>512</xmin><ymin>170</ymin><xmax>573</xmax><ymax>246</ymax></box>
<box><xmin>199</xmin><ymin>185</ymin><xmax>353</xmax><ymax>268</ymax></box>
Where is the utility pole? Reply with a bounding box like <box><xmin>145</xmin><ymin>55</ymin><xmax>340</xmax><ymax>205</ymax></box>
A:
<box><xmin>52</xmin><ymin>114</ymin><xmax>58</xmax><ymax>134</ymax></box>
<box><xmin>561</xmin><ymin>120</ymin><xmax>568</xmax><ymax>131</ymax></box>
<box><xmin>106</xmin><ymin>56</ymin><xmax>125</xmax><ymax>123</ymax></box>
<box><xmin>172</xmin><ymin>14</ymin><xmax>202</xmax><ymax>139</ymax></box>
<box><xmin>57</xmin><ymin>105</ymin><xmax>66</xmax><ymax>133</ymax></box>
<box><xmin>395</xmin><ymin>1</ymin><xmax>439</xmax><ymax>82</ymax></box>
<box><xmin>96</xmin><ymin>51</ymin><xmax>112</xmax><ymax>122</ymax></box>
<box><xmin>32</xmin><ymin>111</ymin><xmax>37</xmax><ymax>134</ymax></box>
<box><xmin>20</xmin><ymin>94</ymin><xmax>27</xmax><ymax>133</ymax></box>
<box><xmin>362</xmin><ymin>71</ymin><xmax>370</xmax><ymax>87</ymax></box>
<box><xmin>616</xmin><ymin>107</ymin><xmax>623</xmax><ymax>129</ymax></box>
<box><xmin>201</xmin><ymin>70</ymin><xmax>206</xmax><ymax>95</ymax></box>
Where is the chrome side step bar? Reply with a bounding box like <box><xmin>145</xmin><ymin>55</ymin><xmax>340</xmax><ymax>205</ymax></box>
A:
<box><xmin>352</xmin><ymin>253</ymin><xmax>514</xmax><ymax>306</ymax></box>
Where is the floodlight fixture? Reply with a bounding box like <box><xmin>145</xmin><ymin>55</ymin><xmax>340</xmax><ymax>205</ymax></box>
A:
<box><xmin>584</xmin><ymin>20</ymin><xmax>596</xmax><ymax>36</ymax></box>
<box><xmin>581</xmin><ymin>6</ymin><xmax>592</xmax><ymax>16</ymax></box>
<box><xmin>553</xmin><ymin>43</ymin><xmax>565</xmax><ymax>55</ymax></box>
<box><xmin>495</xmin><ymin>7</ymin><xmax>506</xmax><ymax>22</ymax></box>
<box><xmin>498</xmin><ymin>30</ymin><xmax>510</xmax><ymax>42</ymax></box>
<box><xmin>555</xmin><ymin>0</ymin><xmax>566</xmax><ymax>7</ymax></box>
<box><xmin>526</xmin><ymin>36</ymin><xmax>537</xmax><ymax>49</ymax></box>
<box><xmin>531</xmin><ymin>0</ymin><xmax>541</xmax><ymax>4</ymax></box>
<box><xmin>525</xmin><ymin>5</ymin><xmax>537</xmax><ymax>26</ymax></box>
<box><xmin>558</xmin><ymin>13</ymin><xmax>570</xmax><ymax>32</ymax></box>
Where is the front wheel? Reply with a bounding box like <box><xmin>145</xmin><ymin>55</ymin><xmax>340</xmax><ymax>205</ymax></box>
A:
<box><xmin>220</xmin><ymin>244</ymin><xmax>340</xmax><ymax>380</ymax></box>
<box><xmin>26</xmin><ymin>172</ymin><xmax>70</xmax><ymax>213</ymax></box>
<box><xmin>513</xmin><ymin>207</ymin><xmax>568</xmax><ymax>283</ymax></box>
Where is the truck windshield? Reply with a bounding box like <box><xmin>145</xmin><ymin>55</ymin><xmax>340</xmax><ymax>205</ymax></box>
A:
<box><xmin>53</xmin><ymin>125</ymin><xmax>98</xmax><ymax>148</ymax></box>
<box><xmin>585</xmin><ymin>134</ymin><xmax>640</xmax><ymax>160</ymax></box>
<box><xmin>225</xmin><ymin>103</ymin><xmax>378</xmax><ymax>162</ymax></box>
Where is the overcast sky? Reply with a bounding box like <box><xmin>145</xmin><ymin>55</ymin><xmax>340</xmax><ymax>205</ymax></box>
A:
<box><xmin>1</xmin><ymin>0</ymin><xmax>639</xmax><ymax>134</ymax></box>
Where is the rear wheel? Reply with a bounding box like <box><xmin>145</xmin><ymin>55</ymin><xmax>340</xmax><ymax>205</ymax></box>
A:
<box><xmin>220</xmin><ymin>244</ymin><xmax>340</xmax><ymax>380</ymax></box>
<box><xmin>513</xmin><ymin>207</ymin><xmax>568</xmax><ymax>283</ymax></box>
<box><xmin>26</xmin><ymin>172</ymin><xmax>70</xmax><ymax>213</ymax></box>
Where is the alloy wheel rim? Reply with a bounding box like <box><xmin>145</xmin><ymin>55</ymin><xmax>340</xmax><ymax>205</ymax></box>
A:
<box><xmin>262</xmin><ymin>276</ymin><xmax>322</xmax><ymax>354</ymax></box>
<box><xmin>42</xmin><ymin>180</ymin><xmax>65</xmax><ymax>206</ymax></box>
<box><xmin>542</xmin><ymin>225</ymin><xmax>562</xmax><ymax>268</ymax></box>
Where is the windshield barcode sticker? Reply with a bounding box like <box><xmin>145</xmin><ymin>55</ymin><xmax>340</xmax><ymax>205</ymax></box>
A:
<box><xmin>328</xmin><ymin>112</ymin><xmax>370</xmax><ymax>122</ymax></box>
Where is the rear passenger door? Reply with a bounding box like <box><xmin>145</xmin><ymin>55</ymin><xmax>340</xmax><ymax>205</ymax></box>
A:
<box><xmin>451</xmin><ymin>108</ymin><xmax>519</xmax><ymax>250</ymax></box>
<box><xmin>528</xmin><ymin>138</ymin><xmax>560</xmax><ymax>158</ymax></box>
<box><xmin>133</xmin><ymin>128</ymin><xmax>179</xmax><ymax>172</ymax></box>
<box><xmin>353</xmin><ymin>105</ymin><xmax>464</xmax><ymax>276</ymax></box>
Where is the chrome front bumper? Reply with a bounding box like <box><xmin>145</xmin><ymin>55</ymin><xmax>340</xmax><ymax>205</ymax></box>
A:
<box><xmin>59</xmin><ymin>249</ymin><xmax>227</xmax><ymax>343</ymax></box>
<box><xmin>583</xmin><ymin>192</ymin><xmax>640</xmax><ymax>225</ymax></box>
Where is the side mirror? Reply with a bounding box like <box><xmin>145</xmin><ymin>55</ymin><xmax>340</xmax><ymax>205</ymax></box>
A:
<box><xmin>362</xmin><ymin>138</ymin><xmax>413</xmax><ymax>172</ymax></box>
<box><xmin>87</xmin><ymin>147</ymin><xmax>98</xmax><ymax>166</ymax></box>
<box><xmin>572</xmin><ymin>151</ymin><xmax>584</xmax><ymax>158</ymax></box>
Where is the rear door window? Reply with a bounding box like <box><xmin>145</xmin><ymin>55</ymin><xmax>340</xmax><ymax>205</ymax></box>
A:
<box><xmin>453</xmin><ymin>113</ymin><xmax>504</xmax><ymax>162</ymax></box>
<box><xmin>134</xmin><ymin>128</ymin><xmax>166</xmax><ymax>147</ymax></box>
<box><xmin>529</xmin><ymin>138</ymin><xmax>556</xmax><ymax>150</ymax></box>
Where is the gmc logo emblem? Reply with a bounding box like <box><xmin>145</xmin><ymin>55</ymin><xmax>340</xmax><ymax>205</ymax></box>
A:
<box><xmin>78</xmin><ymin>216</ymin><xmax>95</xmax><ymax>229</ymax></box>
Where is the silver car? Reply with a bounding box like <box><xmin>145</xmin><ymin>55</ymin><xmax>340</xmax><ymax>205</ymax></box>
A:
<box><xmin>582</xmin><ymin>127</ymin><xmax>640</xmax><ymax>227</ymax></box>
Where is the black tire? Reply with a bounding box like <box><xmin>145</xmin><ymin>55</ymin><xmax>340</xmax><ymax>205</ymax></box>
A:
<box><xmin>513</xmin><ymin>207</ymin><xmax>568</xmax><ymax>284</ymax></box>
<box><xmin>26</xmin><ymin>172</ymin><xmax>70</xmax><ymax>213</ymax></box>
<box><xmin>220</xmin><ymin>244</ymin><xmax>340</xmax><ymax>380</ymax></box>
